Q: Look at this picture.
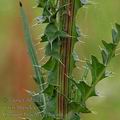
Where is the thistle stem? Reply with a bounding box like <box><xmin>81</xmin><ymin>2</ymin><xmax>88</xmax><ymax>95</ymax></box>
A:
<box><xmin>58</xmin><ymin>0</ymin><xmax>75</xmax><ymax>118</ymax></box>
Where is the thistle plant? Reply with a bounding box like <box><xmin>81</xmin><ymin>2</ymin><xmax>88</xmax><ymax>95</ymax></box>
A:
<box><xmin>20</xmin><ymin>0</ymin><xmax>120</xmax><ymax>120</ymax></box>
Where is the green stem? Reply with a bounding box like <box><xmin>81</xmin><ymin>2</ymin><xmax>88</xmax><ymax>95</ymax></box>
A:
<box><xmin>58</xmin><ymin>0</ymin><xmax>75</xmax><ymax>118</ymax></box>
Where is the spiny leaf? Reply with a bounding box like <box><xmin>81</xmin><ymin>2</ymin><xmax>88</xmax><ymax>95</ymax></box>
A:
<box><xmin>66</xmin><ymin>113</ymin><xmax>80</xmax><ymax>120</ymax></box>
<box><xmin>42</xmin><ymin>115</ymin><xmax>54</xmax><ymax>120</ymax></box>
<box><xmin>88</xmin><ymin>56</ymin><xmax>106</xmax><ymax>84</ymax></box>
<box><xmin>41</xmin><ymin>35</ymin><xmax>48</xmax><ymax>42</ymax></box>
<box><xmin>113</xmin><ymin>23</ymin><xmax>120</xmax><ymax>44</ymax></box>
<box><xmin>68</xmin><ymin>101</ymin><xmax>91</xmax><ymax>113</ymax></box>
<box><xmin>32</xmin><ymin>93</ymin><xmax>45</xmax><ymax>112</ymax></box>
<box><xmin>57</xmin><ymin>30</ymin><xmax>70</xmax><ymax>38</ymax></box>
<box><xmin>70</xmin><ymin>50</ymin><xmax>80</xmax><ymax>70</ymax></box>
<box><xmin>45</xmin><ymin>23</ymin><xmax>58</xmax><ymax>43</ymax></box>
<box><xmin>72</xmin><ymin>50</ymin><xmax>80</xmax><ymax>62</ymax></box>
<box><xmin>69</xmin><ymin>79</ymin><xmax>97</xmax><ymax>101</ymax></box>
<box><xmin>20</xmin><ymin>2</ymin><xmax>44</xmax><ymax>86</ymax></box>
<box><xmin>45</xmin><ymin>96</ymin><xmax>57</xmax><ymax>117</ymax></box>
<box><xmin>77</xmin><ymin>81</ymin><xmax>97</xmax><ymax>101</ymax></box>
<box><xmin>42</xmin><ymin>57</ymin><xmax>57</xmax><ymax>71</ymax></box>
<box><xmin>47</xmin><ymin>61</ymin><xmax>58</xmax><ymax>85</ymax></box>
<box><xmin>101</xmin><ymin>41</ymin><xmax>116</xmax><ymax>65</ymax></box>
<box><xmin>70</xmin><ymin>113</ymin><xmax>80</xmax><ymax>120</ymax></box>
<box><xmin>45</xmin><ymin>40</ymin><xmax>60</xmax><ymax>59</ymax></box>
<box><xmin>112</xmin><ymin>29</ymin><xmax>117</xmax><ymax>44</ymax></box>
<box><xmin>43</xmin><ymin>84</ymin><xmax>56</xmax><ymax>96</ymax></box>
<box><xmin>36</xmin><ymin>0</ymin><xmax>46</xmax><ymax>8</ymax></box>
<box><xmin>44</xmin><ymin>23</ymin><xmax>69</xmax><ymax>43</ymax></box>
<box><xmin>71</xmin><ymin>24</ymin><xmax>81</xmax><ymax>47</ymax></box>
<box><xmin>81</xmin><ymin>64</ymin><xmax>89</xmax><ymax>81</ymax></box>
<box><xmin>101</xmin><ymin>49</ymin><xmax>108</xmax><ymax>65</ymax></box>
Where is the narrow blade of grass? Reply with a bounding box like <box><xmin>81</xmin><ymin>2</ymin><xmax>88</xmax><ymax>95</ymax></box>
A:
<box><xmin>19</xmin><ymin>1</ymin><xmax>44</xmax><ymax>88</ymax></box>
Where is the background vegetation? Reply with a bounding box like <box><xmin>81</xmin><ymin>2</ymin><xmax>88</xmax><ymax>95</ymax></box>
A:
<box><xmin>0</xmin><ymin>0</ymin><xmax>120</xmax><ymax>120</ymax></box>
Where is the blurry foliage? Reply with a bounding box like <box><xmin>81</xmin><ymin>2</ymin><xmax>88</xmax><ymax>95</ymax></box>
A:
<box><xmin>0</xmin><ymin>0</ymin><xmax>120</xmax><ymax>120</ymax></box>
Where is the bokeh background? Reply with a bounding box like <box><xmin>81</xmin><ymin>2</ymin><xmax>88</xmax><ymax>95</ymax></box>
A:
<box><xmin>0</xmin><ymin>0</ymin><xmax>120</xmax><ymax>120</ymax></box>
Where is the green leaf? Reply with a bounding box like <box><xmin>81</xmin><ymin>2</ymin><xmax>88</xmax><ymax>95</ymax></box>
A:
<box><xmin>42</xmin><ymin>57</ymin><xmax>56</xmax><ymax>71</ymax></box>
<box><xmin>77</xmin><ymin>81</ymin><xmax>97</xmax><ymax>101</ymax></box>
<box><xmin>67</xmin><ymin>113</ymin><xmax>80</xmax><ymax>120</ymax></box>
<box><xmin>41</xmin><ymin>35</ymin><xmax>48</xmax><ymax>42</ymax></box>
<box><xmin>112</xmin><ymin>29</ymin><xmax>117</xmax><ymax>44</ymax></box>
<box><xmin>70</xmin><ymin>113</ymin><xmax>80</xmax><ymax>120</ymax></box>
<box><xmin>68</xmin><ymin>101</ymin><xmax>91</xmax><ymax>113</ymax></box>
<box><xmin>37</xmin><ymin>0</ymin><xmax>46</xmax><ymax>8</ymax></box>
<box><xmin>102</xmin><ymin>40</ymin><xmax>116</xmax><ymax>65</ymax></box>
<box><xmin>32</xmin><ymin>93</ymin><xmax>45</xmax><ymax>112</ymax></box>
<box><xmin>20</xmin><ymin>2</ymin><xmax>44</xmax><ymax>86</ymax></box>
<box><xmin>45</xmin><ymin>23</ymin><xmax>58</xmax><ymax>43</ymax></box>
<box><xmin>69</xmin><ymin>79</ymin><xmax>97</xmax><ymax>101</ymax></box>
<box><xmin>47</xmin><ymin>61</ymin><xmax>58</xmax><ymax>85</ymax></box>
<box><xmin>101</xmin><ymin>49</ymin><xmax>108</xmax><ymax>65</ymax></box>
<box><xmin>72</xmin><ymin>50</ymin><xmax>80</xmax><ymax>62</ymax></box>
<box><xmin>81</xmin><ymin>64</ymin><xmax>89</xmax><ymax>81</ymax></box>
<box><xmin>70</xmin><ymin>50</ymin><xmax>80</xmax><ymax>70</ymax></box>
<box><xmin>88</xmin><ymin>56</ymin><xmax>106</xmax><ymax>84</ymax></box>
<box><xmin>42</xmin><ymin>115</ymin><xmax>54</xmax><ymax>120</ymax></box>
<box><xmin>72</xmin><ymin>24</ymin><xmax>80</xmax><ymax>47</ymax></box>
<box><xmin>44</xmin><ymin>23</ymin><xmax>69</xmax><ymax>44</ymax></box>
<box><xmin>45</xmin><ymin>40</ymin><xmax>60</xmax><ymax>59</ymax></box>
<box><xmin>74</xmin><ymin>0</ymin><xmax>82</xmax><ymax>13</ymax></box>
<box><xmin>45</xmin><ymin>96</ymin><xmax>57</xmax><ymax>117</ymax></box>
<box><xmin>114</xmin><ymin>23</ymin><xmax>120</xmax><ymax>44</ymax></box>
<box><xmin>43</xmin><ymin>84</ymin><xmax>55</xmax><ymax>96</ymax></box>
<box><xmin>57</xmin><ymin>30</ymin><xmax>70</xmax><ymax>38</ymax></box>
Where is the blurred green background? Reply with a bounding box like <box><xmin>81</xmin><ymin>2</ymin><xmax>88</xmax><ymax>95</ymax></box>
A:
<box><xmin>0</xmin><ymin>0</ymin><xmax>120</xmax><ymax>120</ymax></box>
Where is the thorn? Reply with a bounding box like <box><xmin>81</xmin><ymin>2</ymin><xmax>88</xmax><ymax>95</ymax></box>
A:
<box><xmin>35</xmin><ymin>37</ymin><xmax>41</xmax><ymax>40</ymax></box>
<box><xmin>34</xmin><ymin>42</ymin><xmax>40</xmax><ymax>47</ymax></box>
<box><xmin>39</xmin><ymin>82</ymin><xmax>48</xmax><ymax>88</ymax></box>
<box><xmin>76</xmin><ymin>66</ymin><xmax>82</xmax><ymax>70</ymax></box>
<box><xmin>38</xmin><ymin>105</ymin><xmax>46</xmax><ymax>108</ymax></box>
<box><xmin>89</xmin><ymin>1</ymin><xmax>99</xmax><ymax>6</ymax></box>
<box><xmin>19</xmin><ymin>1</ymin><xmax>22</xmax><ymax>7</ymax></box>
<box><xmin>78</xmin><ymin>39</ymin><xmax>86</xmax><ymax>44</ymax></box>
<box><xmin>32</xmin><ymin>18</ymin><xmax>40</xmax><ymax>26</ymax></box>
<box><xmin>64</xmin><ymin>73</ymin><xmax>71</xmax><ymax>79</ymax></box>
<box><xmin>98</xmin><ymin>45</ymin><xmax>102</xmax><ymax>50</ymax></box>
<box><xmin>82</xmin><ymin>65</ymin><xmax>89</xmax><ymax>69</ymax></box>
<box><xmin>24</xmin><ymin>89</ymin><xmax>35</xmax><ymax>95</ymax></box>
<box><xmin>32</xmin><ymin>93</ymin><xmax>39</xmax><ymax>96</ymax></box>
<box><xmin>32</xmin><ymin>23</ymin><xmax>38</xmax><ymax>27</ymax></box>
<box><xmin>32</xmin><ymin>4</ymin><xmax>38</xmax><ymax>9</ymax></box>
<box><xmin>38</xmin><ymin>47</ymin><xmax>44</xmax><ymax>51</ymax></box>
<box><xmin>33</xmin><ymin>65</ymin><xmax>41</xmax><ymax>68</ymax></box>
<box><xmin>35</xmin><ymin>110</ymin><xmax>45</xmax><ymax>115</ymax></box>
<box><xmin>19</xmin><ymin>117</ymin><xmax>31</xmax><ymax>120</ymax></box>
<box><xmin>112</xmin><ymin>72</ymin><xmax>117</xmax><ymax>75</ymax></box>
<box><xmin>81</xmin><ymin>32</ymin><xmax>88</xmax><ymax>38</ymax></box>
<box><xmin>39</xmin><ymin>56</ymin><xmax>45</xmax><ymax>62</ymax></box>
<box><xmin>58</xmin><ymin>59</ymin><xmax>65</xmax><ymax>67</ymax></box>
<box><xmin>116</xmin><ymin>48</ymin><xmax>120</xmax><ymax>51</ymax></box>
<box><xmin>115</xmin><ymin>53</ymin><xmax>120</xmax><ymax>56</ymax></box>
<box><xmin>79</xmin><ymin>59</ymin><xmax>86</xmax><ymax>63</ymax></box>
<box><xmin>91</xmin><ymin>111</ymin><xmax>97</xmax><ymax>115</ymax></box>
<box><xmin>98</xmin><ymin>94</ymin><xmax>106</xmax><ymax>98</ymax></box>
